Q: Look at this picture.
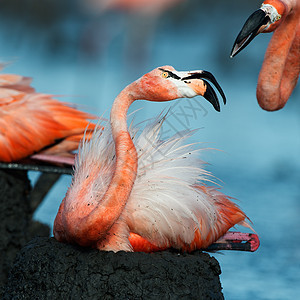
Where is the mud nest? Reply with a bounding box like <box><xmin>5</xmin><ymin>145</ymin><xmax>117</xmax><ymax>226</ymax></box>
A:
<box><xmin>0</xmin><ymin>170</ymin><xmax>50</xmax><ymax>296</ymax></box>
<box><xmin>4</xmin><ymin>237</ymin><xmax>224</xmax><ymax>299</ymax></box>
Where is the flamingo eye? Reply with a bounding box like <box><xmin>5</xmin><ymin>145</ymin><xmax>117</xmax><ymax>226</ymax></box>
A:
<box><xmin>162</xmin><ymin>72</ymin><xmax>169</xmax><ymax>78</ymax></box>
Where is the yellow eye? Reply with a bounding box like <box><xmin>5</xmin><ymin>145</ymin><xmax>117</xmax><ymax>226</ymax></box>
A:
<box><xmin>162</xmin><ymin>72</ymin><xmax>169</xmax><ymax>78</ymax></box>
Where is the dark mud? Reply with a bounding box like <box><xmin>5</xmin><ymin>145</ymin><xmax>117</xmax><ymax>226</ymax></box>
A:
<box><xmin>4</xmin><ymin>237</ymin><xmax>224</xmax><ymax>299</ymax></box>
<box><xmin>0</xmin><ymin>170</ymin><xmax>50</xmax><ymax>297</ymax></box>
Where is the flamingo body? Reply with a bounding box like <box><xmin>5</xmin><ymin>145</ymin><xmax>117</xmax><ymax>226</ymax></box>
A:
<box><xmin>231</xmin><ymin>0</ymin><xmax>300</xmax><ymax>111</ymax></box>
<box><xmin>0</xmin><ymin>69</ymin><xmax>95</xmax><ymax>162</ymax></box>
<box><xmin>54</xmin><ymin>66</ymin><xmax>251</xmax><ymax>252</ymax></box>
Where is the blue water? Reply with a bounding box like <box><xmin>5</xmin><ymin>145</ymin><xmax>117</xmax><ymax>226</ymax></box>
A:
<box><xmin>1</xmin><ymin>1</ymin><xmax>300</xmax><ymax>299</ymax></box>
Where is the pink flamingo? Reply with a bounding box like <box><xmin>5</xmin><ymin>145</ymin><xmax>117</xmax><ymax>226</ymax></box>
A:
<box><xmin>54</xmin><ymin>66</ymin><xmax>258</xmax><ymax>253</ymax></box>
<box><xmin>230</xmin><ymin>0</ymin><xmax>300</xmax><ymax>111</ymax></box>
<box><xmin>0</xmin><ymin>67</ymin><xmax>95</xmax><ymax>164</ymax></box>
<box><xmin>84</xmin><ymin>0</ymin><xmax>185</xmax><ymax>15</ymax></box>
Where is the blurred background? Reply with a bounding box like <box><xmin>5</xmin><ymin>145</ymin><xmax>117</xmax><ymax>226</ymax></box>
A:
<box><xmin>0</xmin><ymin>0</ymin><xmax>299</xmax><ymax>299</ymax></box>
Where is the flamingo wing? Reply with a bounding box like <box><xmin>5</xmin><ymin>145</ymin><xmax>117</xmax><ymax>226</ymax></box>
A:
<box><xmin>0</xmin><ymin>92</ymin><xmax>95</xmax><ymax>162</ymax></box>
<box><xmin>125</xmin><ymin>116</ymin><xmax>250</xmax><ymax>252</ymax></box>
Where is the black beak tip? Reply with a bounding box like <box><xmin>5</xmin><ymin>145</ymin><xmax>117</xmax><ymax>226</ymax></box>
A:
<box><xmin>222</xmin><ymin>94</ymin><xmax>227</xmax><ymax>105</ymax></box>
<box><xmin>200</xmin><ymin>72</ymin><xmax>227</xmax><ymax>109</ymax></box>
<box><xmin>230</xmin><ymin>44</ymin><xmax>240</xmax><ymax>58</ymax></box>
<box><xmin>230</xmin><ymin>9</ymin><xmax>269</xmax><ymax>57</ymax></box>
<box><xmin>203</xmin><ymin>80</ymin><xmax>221</xmax><ymax>112</ymax></box>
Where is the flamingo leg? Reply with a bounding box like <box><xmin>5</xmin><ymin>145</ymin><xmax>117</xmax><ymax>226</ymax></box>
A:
<box><xmin>29</xmin><ymin>154</ymin><xmax>75</xmax><ymax>166</ymax></box>
<box><xmin>0</xmin><ymin>161</ymin><xmax>73</xmax><ymax>175</ymax></box>
<box><xmin>130</xmin><ymin>231</ymin><xmax>260</xmax><ymax>253</ymax></box>
<box><xmin>206</xmin><ymin>231</ymin><xmax>260</xmax><ymax>252</ymax></box>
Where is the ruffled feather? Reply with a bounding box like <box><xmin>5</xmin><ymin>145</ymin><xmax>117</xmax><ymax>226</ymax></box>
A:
<box><xmin>69</xmin><ymin>113</ymin><xmax>248</xmax><ymax>251</ymax></box>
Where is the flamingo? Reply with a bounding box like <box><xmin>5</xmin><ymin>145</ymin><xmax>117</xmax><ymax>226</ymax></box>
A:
<box><xmin>84</xmin><ymin>0</ymin><xmax>185</xmax><ymax>15</ymax></box>
<box><xmin>54</xmin><ymin>66</ymin><xmax>258</xmax><ymax>253</ymax></box>
<box><xmin>230</xmin><ymin>0</ymin><xmax>300</xmax><ymax>111</ymax></box>
<box><xmin>0</xmin><ymin>67</ymin><xmax>96</xmax><ymax>164</ymax></box>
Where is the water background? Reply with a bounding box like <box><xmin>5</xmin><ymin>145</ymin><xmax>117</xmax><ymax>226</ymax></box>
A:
<box><xmin>1</xmin><ymin>0</ymin><xmax>299</xmax><ymax>299</ymax></box>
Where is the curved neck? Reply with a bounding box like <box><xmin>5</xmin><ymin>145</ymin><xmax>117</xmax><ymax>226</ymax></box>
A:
<box><xmin>74</xmin><ymin>83</ymin><xmax>139</xmax><ymax>245</ymax></box>
<box><xmin>257</xmin><ymin>1</ymin><xmax>300</xmax><ymax>110</ymax></box>
<box><xmin>110</xmin><ymin>85</ymin><xmax>136</xmax><ymax>134</ymax></box>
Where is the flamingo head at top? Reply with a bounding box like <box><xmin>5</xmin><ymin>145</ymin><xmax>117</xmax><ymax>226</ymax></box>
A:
<box><xmin>230</xmin><ymin>0</ymin><xmax>285</xmax><ymax>57</ymax></box>
<box><xmin>134</xmin><ymin>66</ymin><xmax>226</xmax><ymax>112</ymax></box>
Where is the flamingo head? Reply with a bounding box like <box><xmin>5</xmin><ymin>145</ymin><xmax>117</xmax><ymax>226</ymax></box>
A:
<box><xmin>230</xmin><ymin>0</ymin><xmax>285</xmax><ymax>57</ymax></box>
<box><xmin>135</xmin><ymin>66</ymin><xmax>226</xmax><ymax>112</ymax></box>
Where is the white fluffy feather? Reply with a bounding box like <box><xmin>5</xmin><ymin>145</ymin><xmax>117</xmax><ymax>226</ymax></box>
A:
<box><xmin>68</xmin><ymin>112</ymin><xmax>223</xmax><ymax>250</ymax></box>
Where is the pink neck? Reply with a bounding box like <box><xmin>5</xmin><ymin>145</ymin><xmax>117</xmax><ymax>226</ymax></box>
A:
<box><xmin>69</xmin><ymin>84</ymin><xmax>139</xmax><ymax>245</ymax></box>
<box><xmin>257</xmin><ymin>0</ymin><xmax>300</xmax><ymax>110</ymax></box>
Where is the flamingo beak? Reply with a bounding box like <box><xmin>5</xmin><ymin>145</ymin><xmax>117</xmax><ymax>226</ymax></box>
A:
<box><xmin>181</xmin><ymin>71</ymin><xmax>227</xmax><ymax>112</ymax></box>
<box><xmin>230</xmin><ymin>9</ymin><xmax>271</xmax><ymax>58</ymax></box>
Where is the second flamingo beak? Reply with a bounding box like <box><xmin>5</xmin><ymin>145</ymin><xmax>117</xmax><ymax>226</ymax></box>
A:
<box><xmin>230</xmin><ymin>9</ymin><xmax>271</xmax><ymax>58</ymax></box>
<box><xmin>180</xmin><ymin>71</ymin><xmax>227</xmax><ymax>112</ymax></box>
